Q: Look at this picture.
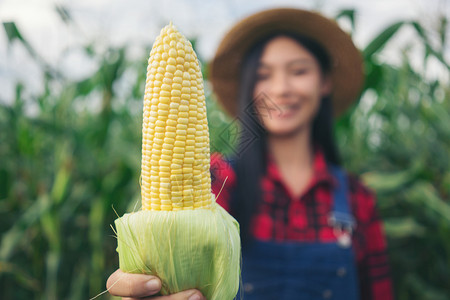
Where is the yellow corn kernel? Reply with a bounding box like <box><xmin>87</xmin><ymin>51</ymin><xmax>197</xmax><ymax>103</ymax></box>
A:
<box><xmin>141</xmin><ymin>23</ymin><xmax>211</xmax><ymax>211</ymax></box>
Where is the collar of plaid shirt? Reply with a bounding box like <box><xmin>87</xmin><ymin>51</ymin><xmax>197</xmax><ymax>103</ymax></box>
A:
<box><xmin>251</xmin><ymin>148</ymin><xmax>340</xmax><ymax>242</ymax></box>
<box><xmin>264</xmin><ymin>148</ymin><xmax>337</xmax><ymax>199</ymax></box>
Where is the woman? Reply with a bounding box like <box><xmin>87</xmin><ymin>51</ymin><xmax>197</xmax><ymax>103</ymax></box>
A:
<box><xmin>107</xmin><ymin>8</ymin><xmax>393</xmax><ymax>300</ymax></box>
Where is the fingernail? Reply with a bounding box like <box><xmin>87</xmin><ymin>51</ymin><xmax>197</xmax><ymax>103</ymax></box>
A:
<box><xmin>188</xmin><ymin>293</ymin><xmax>201</xmax><ymax>300</ymax></box>
<box><xmin>146</xmin><ymin>279</ymin><xmax>160</xmax><ymax>291</ymax></box>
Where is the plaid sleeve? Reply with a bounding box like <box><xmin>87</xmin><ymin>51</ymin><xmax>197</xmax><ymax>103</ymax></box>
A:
<box><xmin>210</xmin><ymin>153</ymin><xmax>236</xmax><ymax>213</ymax></box>
<box><xmin>349</xmin><ymin>176</ymin><xmax>394</xmax><ymax>300</ymax></box>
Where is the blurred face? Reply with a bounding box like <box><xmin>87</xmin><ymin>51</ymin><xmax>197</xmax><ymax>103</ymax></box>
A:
<box><xmin>253</xmin><ymin>36</ymin><xmax>331</xmax><ymax>137</ymax></box>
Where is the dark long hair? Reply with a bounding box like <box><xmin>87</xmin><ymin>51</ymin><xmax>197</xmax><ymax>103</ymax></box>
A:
<box><xmin>231</xmin><ymin>33</ymin><xmax>341</xmax><ymax>244</ymax></box>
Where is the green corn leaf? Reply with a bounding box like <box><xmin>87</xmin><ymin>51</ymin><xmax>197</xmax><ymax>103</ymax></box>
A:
<box><xmin>411</xmin><ymin>21</ymin><xmax>450</xmax><ymax>69</ymax></box>
<box><xmin>335</xmin><ymin>9</ymin><xmax>356</xmax><ymax>33</ymax></box>
<box><xmin>0</xmin><ymin>194</ymin><xmax>52</xmax><ymax>260</ymax></box>
<box><xmin>3</xmin><ymin>22</ymin><xmax>63</xmax><ymax>78</ymax></box>
<box><xmin>361</xmin><ymin>163</ymin><xmax>420</xmax><ymax>193</ymax></box>
<box><xmin>363</xmin><ymin>21</ymin><xmax>405</xmax><ymax>59</ymax></box>
<box><xmin>438</xmin><ymin>16</ymin><xmax>447</xmax><ymax>48</ymax></box>
<box><xmin>383</xmin><ymin>217</ymin><xmax>426</xmax><ymax>238</ymax></box>
<box><xmin>404</xmin><ymin>273</ymin><xmax>449</xmax><ymax>300</ymax></box>
<box><xmin>406</xmin><ymin>181</ymin><xmax>450</xmax><ymax>223</ymax></box>
<box><xmin>55</xmin><ymin>5</ymin><xmax>72</xmax><ymax>24</ymax></box>
<box><xmin>3</xmin><ymin>22</ymin><xmax>25</xmax><ymax>43</ymax></box>
<box><xmin>0</xmin><ymin>261</ymin><xmax>40</xmax><ymax>291</ymax></box>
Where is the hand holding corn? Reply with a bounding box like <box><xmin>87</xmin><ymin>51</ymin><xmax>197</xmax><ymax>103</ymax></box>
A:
<box><xmin>113</xmin><ymin>24</ymin><xmax>240</xmax><ymax>300</ymax></box>
<box><xmin>107</xmin><ymin>269</ymin><xmax>205</xmax><ymax>299</ymax></box>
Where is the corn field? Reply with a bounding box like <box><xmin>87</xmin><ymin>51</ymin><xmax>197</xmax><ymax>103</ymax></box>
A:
<box><xmin>0</xmin><ymin>7</ymin><xmax>449</xmax><ymax>300</ymax></box>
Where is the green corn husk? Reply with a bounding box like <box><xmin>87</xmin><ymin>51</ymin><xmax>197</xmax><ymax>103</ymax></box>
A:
<box><xmin>115</xmin><ymin>200</ymin><xmax>240</xmax><ymax>299</ymax></box>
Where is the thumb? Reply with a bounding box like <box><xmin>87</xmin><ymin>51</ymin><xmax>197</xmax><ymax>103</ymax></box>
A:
<box><xmin>152</xmin><ymin>289</ymin><xmax>205</xmax><ymax>300</ymax></box>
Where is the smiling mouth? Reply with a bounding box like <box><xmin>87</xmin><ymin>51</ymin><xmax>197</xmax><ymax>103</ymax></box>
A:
<box><xmin>276</xmin><ymin>103</ymin><xmax>301</xmax><ymax>118</ymax></box>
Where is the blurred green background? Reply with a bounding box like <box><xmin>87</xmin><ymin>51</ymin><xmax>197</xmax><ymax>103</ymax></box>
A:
<box><xmin>1</xmin><ymin>5</ymin><xmax>449</xmax><ymax>300</ymax></box>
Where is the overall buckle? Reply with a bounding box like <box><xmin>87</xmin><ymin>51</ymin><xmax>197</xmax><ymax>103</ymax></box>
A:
<box><xmin>328</xmin><ymin>212</ymin><xmax>356</xmax><ymax>248</ymax></box>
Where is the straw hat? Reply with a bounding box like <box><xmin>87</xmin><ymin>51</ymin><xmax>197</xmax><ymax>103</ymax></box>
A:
<box><xmin>209</xmin><ymin>8</ymin><xmax>364</xmax><ymax>117</ymax></box>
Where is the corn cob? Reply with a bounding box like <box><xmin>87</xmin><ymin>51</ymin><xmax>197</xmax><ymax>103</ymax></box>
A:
<box><xmin>141</xmin><ymin>23</ymin><xmax>211</xmax><ymax>211</ymax></box>
<box><xmin>114</xmin><ymin>23</ymin><xmax>240</xmax><ymax>300</ymax></box>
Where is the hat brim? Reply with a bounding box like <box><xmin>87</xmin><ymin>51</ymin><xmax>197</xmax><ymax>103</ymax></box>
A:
<box><xmin>209</xmin><ymin>8</ymin><xmax>364</xmax><ymax>117</ymax></box>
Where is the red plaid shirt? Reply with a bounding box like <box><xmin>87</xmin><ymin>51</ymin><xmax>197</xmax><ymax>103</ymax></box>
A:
<box><xmin>211</xmin><ymin>151</ymin><xmax>393</xmax><ymax>300</ymax></box>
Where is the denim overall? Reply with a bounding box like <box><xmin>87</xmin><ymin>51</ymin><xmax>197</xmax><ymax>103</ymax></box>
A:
<box><xmin>237</xmin><ymin>166</ymin><xmax>359</xmax><ymax>300</ymax></box>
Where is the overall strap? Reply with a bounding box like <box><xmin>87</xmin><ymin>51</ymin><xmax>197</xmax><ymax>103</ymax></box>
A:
<box><xmin>328</xmin><ymin>165</ymin><xmax>356</xmax><ymax>233</ymax></box>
